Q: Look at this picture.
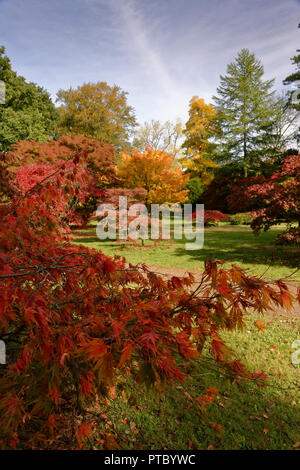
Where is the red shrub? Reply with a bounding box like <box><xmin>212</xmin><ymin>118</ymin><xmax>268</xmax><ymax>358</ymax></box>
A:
<box><xmin>191</xmin><ymin>209</ymin><xmax>228</xmax><ymax>225</ymax></box>
<box><xmin>201</xmin><ymin>176</ymin><xmax>265</xmax><ymax>214</ymax></box>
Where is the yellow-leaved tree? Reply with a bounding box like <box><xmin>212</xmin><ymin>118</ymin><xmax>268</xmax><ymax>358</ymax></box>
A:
<box><xmin>116</xmin><ymin>147</ymin><xmax>189</xmax><ymax>205</ymax></box>
<box><xmin>56</xmin><ymin>82</ymin><xmax>136</xmax><ymax>151</ymax></box>
<box><xmin>181</xmin><ymin>97</ymin><xmax>219</xmax><ymax>185</ymax></box>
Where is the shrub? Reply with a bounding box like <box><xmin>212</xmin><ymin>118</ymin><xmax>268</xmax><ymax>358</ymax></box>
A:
<box><xmin>185</xmin><ymin>177</ymin><xmax>205</xmax><ymax>205</ymax></box>
<box><xmin>275</xmin><ymin>227</ymin><xmax>300</xmax><ymax>246</ymax></box>
<box><xmin>192</xmin><ymin>209</ymin><xmax>228</xmax><ymax>226</ymax></box>
<box><xmin>229</xmin><ymin>213</ymin><xmax>252</xmax><ymax>225</ymax></box>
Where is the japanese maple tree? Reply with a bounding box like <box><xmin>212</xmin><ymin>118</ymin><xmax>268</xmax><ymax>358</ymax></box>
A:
<box><xmin>247</xmin><ymin>154</ymin><xmax>300</xmax><ymax>245</ymax></box>
<box><xmin>0</xmin><ymin>135</ymin><xmax>118</xmax><ymax>225</ymax></box>
<box><xmin>2</xmin><ymin>135</ymin><xmax>117</xmax><ymax>186</ymax></box>
<box><xmin>0</xmin><ymin>154</ymin><xmax>297</xmax><ymax>449</ymax></box>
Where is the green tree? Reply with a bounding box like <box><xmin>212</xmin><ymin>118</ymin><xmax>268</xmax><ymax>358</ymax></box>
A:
<box><xmin>0</xmin><ymin>46</ymin><xmax>58</xmax><ymax>151</ymax></box>
<box><xmin>185</xmin><ymin>176</ymin><xmax>205</xmax><ymax>205</ymax></box>
<box><xmin>258</xmin><ymin>94</ymin><xmax>300</xmax><ymax>162</ymax></box>
<box><xmin>283</xmin><ymin>23</ymin><xmax>300</xmax><ymax>111</ymax></box>
<box><xmin>56</xmin><ymin>82</ymin><xmax>137</xmax><ymax>151</ymax></box>
<box><xmin>214</xmin><ymin>49</ymin><xmax>276</xmax><ymax>176</ymax></box>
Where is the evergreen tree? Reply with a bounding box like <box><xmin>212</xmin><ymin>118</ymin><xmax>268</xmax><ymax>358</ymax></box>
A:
<box><xmin>214</xmin><ymin>49</ymin><xmax>276</xmax><ymax>176</ymax></box>
<box><xmin>283</xmin><ymin>23</ymin><xmax>300</xmax><ymax>111</ymax></box>
<box><xmin>0</xmin><ymin>46</ymin><xmax>58</xmax><ymax>151</ymax></box>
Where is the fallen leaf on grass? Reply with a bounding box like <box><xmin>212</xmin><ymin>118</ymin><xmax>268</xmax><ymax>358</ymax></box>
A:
<box><xmin>254</xmin><ymin>320</ymin><xmax>266</xmax><ymax>331</ymax></box>
<box><xmin>212</xmin><ymin>423</ymin><xmax>223</xmax><ymax>432</ymax></box>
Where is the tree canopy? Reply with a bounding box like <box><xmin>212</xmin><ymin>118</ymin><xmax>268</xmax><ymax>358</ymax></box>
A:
<box><xmin>181</xmin><ymin>97</ymin><xmax>218</xmax><ymax>184</ymax></box>
<box><xmin>0</xmin><ymin>46</ymin><xmax>58</xmax><ymax>152</ymax></box>
<box><xmin>56</xmin><ymin>82</ymin><xmax>137</xmax><ymax>151</ymax></box>
<box><xmin>214</xmin><ymin>49</ymin><xmax>277</xmax><ymax>176</ymax></box>
<box><xmin>133</xmin><ymin>119</ymin><xmax>183</xmax><ymax>157</ymax></box>
<box><xmin>116</xmin><ymin>147</ymin><xmax>189</xmax><ymax>205</ymax></box>
<box><xmin>283</xmin><ymin>23</ymin><xmax>300</xmax><ymax>110</ymax></box>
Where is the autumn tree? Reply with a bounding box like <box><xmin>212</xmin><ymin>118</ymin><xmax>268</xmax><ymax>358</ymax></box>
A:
<box><xmin>247</xmin><ymin>154</ymin><xmax>300</xmax><ymax>245</ymax></box>
<box><xmin>56</xmin><ymin>82</ymin><xmax>136</xmax><ymax>151</ymax></box>
<box><xmin>0</xmin><ymin>135</ymin><xmax>118</xmax><ymax>224</ymax></box>
<box><xmin>133</xmin><ymin>119</ymin><xmax>183</xmax><ymax>157</ymax></box>
<box><xmin>214</xmin><ymin>49</ymin><xmax>277</xmax><ymax>176</ymax></box>
<box><xmin>0</xmin><ymin>46</ymin><xmax>58</xmax><ymax>151</ymax></box>
<box><xmin>2</xmin><ymin>135</ymin><xmax>117</xmax><ymax>186</ymax></box>
<box><xmin>116</xmin><ymin>147</ymin><xmax>189</xmax><ymax>205</ymax></box>
<box><xmin>181</xmin><ymin>97</ymin><xmax>218</xmax><ymax>185</ymax></box>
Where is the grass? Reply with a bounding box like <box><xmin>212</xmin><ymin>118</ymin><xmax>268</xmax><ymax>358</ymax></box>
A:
<box><xmin>96</xmin><ymin>314</ymin><xmax>300</xmax><ymax>450</ymax></box>
<box><xmin>72</xmin><ymin>222</ymin><xmax>300</xmax><ymax>449</ymax></box>
<box><xmin>72</xmin><ymin>223</ymin><xmax>300</xmax><ymax>282</ymax></box>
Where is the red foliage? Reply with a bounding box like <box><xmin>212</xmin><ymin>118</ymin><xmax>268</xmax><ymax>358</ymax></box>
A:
<box><xmin>191</xmin><ymin>209</ymin><xmax>228</xmax><ymax>225</ymax></box>
<box><xmin>0</xmin><ymin>157</ymin><xmax>297</xmax><ymax>449</ymax></box>
<box><xmin>12</xmin><ymin>156</ymin><xmax>103</xmax><ymax>229</ymax></box>
<box><xmin>96</xmin><ymin>187</ymin><xmax>164</xmax><ymax>244</ymax></box>
<box><xmin>226</xmin><ymin>176</ymin><xmax>266</xmax><ymax>214</ymax></box>
<box><xmin>201</xmin><ymin>176</ymin><xmax>265</xmax><ymax>214</ymax></box>
<box><xmin>0</xmin><ymin>135</ymin><xmax>118</xmax><ymax>225</ymax></box>
<box><xmin>102</xmin><ymin>187</ymin><xmax>147</xmax><ymax>208</ymax></box>
<box><xmin>201</xmin><ymin>176</ymin><xmax>232</xmax><ymax>213</ymax></box>
<box><xmin>247</xmin><ymin>155</ymin><xmax>300</xmax><ymax>245</ymax></box>
<box><xmin>4</xmin><ymin>135</ymin><xmax>117</xmax><ymax>183</ymax></box>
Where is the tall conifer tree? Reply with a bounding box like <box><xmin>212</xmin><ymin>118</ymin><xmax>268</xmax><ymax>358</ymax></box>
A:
<box><xmin>214</xmin><ymin>49</ymin><xmax>276</xmax><ymax>176</ymax></box>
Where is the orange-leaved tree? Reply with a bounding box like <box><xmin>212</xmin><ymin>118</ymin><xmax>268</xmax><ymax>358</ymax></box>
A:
<box><xmin>116</xmin><ymin>147</ymin><xmax>189</xmax><ymax>205</ymax></box>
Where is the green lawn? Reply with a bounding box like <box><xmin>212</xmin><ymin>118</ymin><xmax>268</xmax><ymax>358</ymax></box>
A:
<box><xmin>95</xmin><ymin>314</ymin><xmax>300</xmax><ymax>450</ymax></box>
<box><xmin>71</xmin><ymin>223</ymin><xmax>300</xmax><ymax>450</ymax></box>
<box><xmin>72</xmin><ymin>223</ymin><xmax>300</xmax><ymax>282</ymax></box>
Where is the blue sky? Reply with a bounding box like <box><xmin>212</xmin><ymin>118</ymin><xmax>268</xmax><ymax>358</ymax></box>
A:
<box><xmin>0</xmin><ymin>0</ymin><xmax>299</xmax><ymax>124</ymax></box>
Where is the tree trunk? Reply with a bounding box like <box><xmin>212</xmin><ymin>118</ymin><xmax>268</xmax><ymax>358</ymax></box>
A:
<box><xmin>243</xmin><ymin>131</ymin><xmax>247</xmax><ymax>178</ymax></box>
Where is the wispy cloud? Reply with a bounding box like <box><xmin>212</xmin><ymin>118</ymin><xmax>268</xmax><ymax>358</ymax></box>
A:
<box><xmin>102</xmin><ymin>0</ymin><xmax>189</xmax><ymax>121</ymax></box>
<box><xmin>0</xmin><ymin>0</ymin><xmax>299</xmax><ymax>123</ymax></box>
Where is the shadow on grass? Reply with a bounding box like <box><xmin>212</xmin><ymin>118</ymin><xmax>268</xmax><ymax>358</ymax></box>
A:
<box><xmin>104</xmin><ymin>351</ymin><xmax>300</xmax><ymax>450</ymax></box>
<box><xmin>174</xmin><ymin>227</ymin><xmax>300</xmax><ymax>269</ymax></box>
<box><xmin>71</xmin><ymin>225</ymin><xmax>300</xmax><ymax>276</ymax></box>
<box><xmin>101</xmin><ymin>315</ymin><xmax>300</xmax><ymax>450</ymax></box>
